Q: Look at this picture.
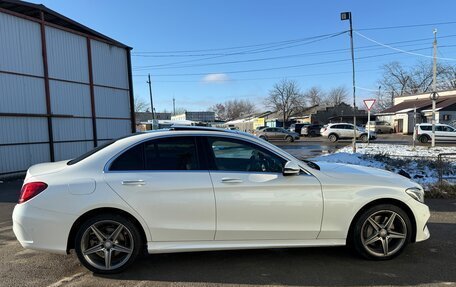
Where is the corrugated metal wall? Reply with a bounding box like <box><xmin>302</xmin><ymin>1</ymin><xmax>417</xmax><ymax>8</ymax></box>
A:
<box><xmin>0</xmin><ymin>10</ymin><xmax>133</xmax><ymax>175</ymax></box>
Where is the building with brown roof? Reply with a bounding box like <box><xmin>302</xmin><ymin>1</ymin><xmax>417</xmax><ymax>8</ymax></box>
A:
<box><xmin>377</xmin><ymin>90</ymin><xmax>456</xmax><ymax>134</ymax></box>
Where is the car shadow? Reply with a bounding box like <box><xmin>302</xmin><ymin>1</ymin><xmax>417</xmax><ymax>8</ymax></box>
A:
<box><xmin>97</xmin><ymin>222</ymin><xmax>456</xmax><ymax>286</ymax></box>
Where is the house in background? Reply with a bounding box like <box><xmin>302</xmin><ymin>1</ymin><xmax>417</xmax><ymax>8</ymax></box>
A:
<box><xmin>376</xmin><ymin>90</ymin><xmax>456</xmax><ymax>134</ymax></box>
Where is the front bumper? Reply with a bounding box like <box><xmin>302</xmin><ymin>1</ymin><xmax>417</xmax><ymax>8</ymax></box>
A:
<box><xmin>409</xmin><ymin>199</ymin><xmax>431</xmax><ymax>242</ymax></box>
<box><xmin>12</xmin><ymin>203</ymin><xmax>75</xmax><ymax>254</ymax></box>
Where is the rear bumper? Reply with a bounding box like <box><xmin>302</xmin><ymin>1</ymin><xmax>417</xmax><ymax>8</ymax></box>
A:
<box><xmin>12</xmin><ymin>203</ymin><xmax>74</xmax><ymax>254</ymax></box>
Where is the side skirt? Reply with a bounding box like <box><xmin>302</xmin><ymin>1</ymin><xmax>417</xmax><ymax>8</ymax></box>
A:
<box><xmin>147</xmin><ymin>239</ymin><xmax>346</xmax><ymax>254</ymax></box>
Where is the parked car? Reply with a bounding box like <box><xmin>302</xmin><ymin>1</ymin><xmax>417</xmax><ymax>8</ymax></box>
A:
<box><xmin>254</xmin><ymin>127</ymin><xmax>300</xmax><ymax>142</ymax></box>
<box><xmin>415</xmin><ymin>123</ymin><xmax>456</xmax><ymax>143</ymax></box>
<box><xmin>301</xmin><ymin>124</ymin><xmax>323</xmax><ymax>137</ymax></box>
<box><xmin>13</xmin><ymin>126</ymin><xmax>430</xmax><ymax>273</ymax></box>
<box><xmin>288</xmin><ymin>123</ymin><xmax>311</xmax><ymax>134</ymax></box>
<box><xmin>321</xmin><ymin>123</ymin><xmax>377</xmax><ymax>143</ymax></box>
<box><xmin>366</xmin><ymin>121</ymin><xmax>394</xmax><ymax>134</ymax></box>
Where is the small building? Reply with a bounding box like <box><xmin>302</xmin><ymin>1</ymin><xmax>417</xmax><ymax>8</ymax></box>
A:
<box><xmin>377</xmin><ymin>90</ymin><xmax>456</xmax><ymax>134</ymax></box>
<box><xmin>224</xmin><ymin>111</ymin><xmax>272</xmax><ymax>131</ymax></box>
<box><xmin>171</xmin><ymin>111</ymin><xmax>215</xmax><ymax>122</ymax></box>
<box><xmin>0</xmin><ymin>0</ymin><xmax>134</xmax><ymax>176</ymax></box>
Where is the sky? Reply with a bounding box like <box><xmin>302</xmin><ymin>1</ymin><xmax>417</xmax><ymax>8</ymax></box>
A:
<box><xmin>30</xmin><ymin>0</ymin><xmax>456</xmax><ymax>112</ymax></box>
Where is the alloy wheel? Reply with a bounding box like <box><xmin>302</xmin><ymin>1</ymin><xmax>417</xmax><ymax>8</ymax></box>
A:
<box><xmin>80</xmin><ymin>220</ymin><xmax>134</xmax><ymax>271</ymax></box>
<box><xmin>360</xmin><ymin>210</ymin><xmax>407</xmax><ymax>257</ymax></box>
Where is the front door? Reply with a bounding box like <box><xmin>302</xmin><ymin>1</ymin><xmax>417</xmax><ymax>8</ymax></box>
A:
<box><xmin>205</xmin><ymin>136</ymin><xmax>323</xmax><ymax>240</ymax></box>
<box><xmin>104</xmin><ymin>136</ymin><xmax>216</xmax><ymax>242</ymax></box>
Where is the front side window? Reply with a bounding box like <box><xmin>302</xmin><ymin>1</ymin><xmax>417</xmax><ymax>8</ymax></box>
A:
<box><xmin>109</xmin><ymin>136</ymin><xmax>200</xmax><ymax>171</ymax></box>
<box><xmin>208</xmin><ymin>137</ymin><xmax>285</xmax><ymax>173</ymax></box>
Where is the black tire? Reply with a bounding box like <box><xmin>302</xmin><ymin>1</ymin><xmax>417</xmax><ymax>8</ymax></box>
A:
<box><xmin>328</xmin><ymin>134</ymin><xmax>338</xmax><ymax>142</ymax></box>
<box><xmin>309</xmin><ymin>130</ymin><xmax>316</xmax><ymax>137</ymax></box>
<box><xmin>259</xmin><ymin>135</ymin><xmax>268</xmax><ymax>141</ymax></box>
<box><xmin>389</xmin><ymin>129</ymin><xmax>394</xmax><ymax>134</ymax></box>
<box><xmin>419</xmin><ymin>135</ymin><xmax>429</xmax><ymax>144</ymax></box>
<box><xmin>285</xmin><ymin>135</ymin><xmax>294</xmax><ymax>142</ymax></box>
<box><xmin>75</xmin><ymin>213</ymin><xmax>142</xmax><ymax>274</ymax></box>
<box><xmin>377</xmin><ymin>129</ymin><xmax>382</xmax><ymax>134</ymax></box>
<box><xmin>351</xmin><ymin>204</ymin><xmax>412</xmax><ymax>260</ymax></box>
<box><xmin>360</xmin><ymin>134</ymin><xmax>368</xmax><ymax>143</ymax></box>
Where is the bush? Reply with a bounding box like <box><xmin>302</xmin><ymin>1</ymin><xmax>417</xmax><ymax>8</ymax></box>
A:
<box><xmin>425</xmin><ymin>182</ymin><xmax>456</xmax><ymax>199</ymax></box>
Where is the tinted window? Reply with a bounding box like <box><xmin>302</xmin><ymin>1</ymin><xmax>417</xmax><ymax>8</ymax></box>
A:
<box><xmin>331</xmin><ymin>125</ymin><xmax>343</xmax><ymax>129</ymax></box>
<box><xmin>208</xmin><ymin>137</ymin><xmax>285</xmax><ymax>173</ymax></box>
<box><xmin>144</xmin><ymin>137</ymin><xmax>199</xmax><ymax>170</ymax></box>
<box><xmin>110</xmin><ymin>136</ymin><xmax>200</xmax><ymax>171</ymax></box>
<box><xmin>110</xmin><ymin>143</ymin><xmax>144</xmax><ymax>170</ymax></box>
<box><xmin>420</xmin><ymin>125</ymin><xmax>432</xmax><ymax>131</ymax></box>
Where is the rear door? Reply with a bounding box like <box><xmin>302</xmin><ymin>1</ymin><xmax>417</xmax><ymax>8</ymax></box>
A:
<box><xmin>104</xmin><ymin>136</ymin><xmax>216</xmax><ymax>241</ymax></box>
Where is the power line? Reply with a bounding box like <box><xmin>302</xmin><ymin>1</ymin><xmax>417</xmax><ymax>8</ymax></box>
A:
<box><xmin>355</xmin><ymin>31</ymin><xmax>456</xmax><ymax>61</ymax></box>
<box><xmin>133</xmin><ymin>68</ymin><xmax>382</xmax><ymax>82</ymax></box>
<box><xmin>132</xmin><ymin>32</ymin><xmax>344</xmax><ymax>55</ymax></box>
<box><xmin>132</xmin><ymin>32</ymin><xmax>347</xmax><ymax>68</ymax></box>
<box><xmin>132</xmin><ymin>40</ymin><xmax>452</xmax><ymax>71</ymax></box>
<box><xmin>133</xmin><ymin>45</ymin><xmax>451</xmax><ymax>77</ymax></box>
<box><xmin>357</xmin><ymin>21</ymin><xmax>456</xmax><ymax>31</ymax></box>
<box><xmin>133</xmin><ymin>34</ymin><xmax>456</xmax><ymax>70</ymax></box>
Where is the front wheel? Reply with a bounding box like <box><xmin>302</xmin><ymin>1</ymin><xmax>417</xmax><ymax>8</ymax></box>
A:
<box><xmin>360</xmin><ymin>134</ymin><xmax>368</xmax><ymax>143</ymax></box>
<box><xmin>285</xmin><ymin>135</ymin><xmax>294</xmax><ymax>142</ymax></box>
<box><xmin>351</xmin><ymin>204</ymin><xmax>411</xmax><ymax>260</ymax></box>
<box><xmin>75</xmin><ymin>214</ymin><xmax>142</xmax><ymax>274</ymax></box>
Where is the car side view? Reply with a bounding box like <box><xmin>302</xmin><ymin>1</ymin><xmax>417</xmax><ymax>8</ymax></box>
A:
<box><xmin>253</xmin><ymin>127</ymin><xmax>300</xmax><ymax>142</ymax></box>
<box><xmin>13</xmin><ymin>126</ymin><xmax>430</xmax><ymax>274</ymax></box>
<box><xmin>415</xmin><ymin>123</ymin><xmax>456</xmax><ymax>143</ymax></box>
<box><xmin>321</xmin><ymin>123</ymin><xmax>377</xmax><ymax>142</ymax></box>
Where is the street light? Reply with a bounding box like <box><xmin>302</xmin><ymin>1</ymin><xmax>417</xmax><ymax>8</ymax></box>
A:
<box><xmin>341</xmin><ymin>11</ymin><xmax>357</xmax><ymax>153</ymax></box>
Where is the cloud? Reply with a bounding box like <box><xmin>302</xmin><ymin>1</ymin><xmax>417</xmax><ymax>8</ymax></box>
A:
<box><xmin>202</xmin><ymin>73</ymin><xmax>230</xmax><ymax>83</ymax></box>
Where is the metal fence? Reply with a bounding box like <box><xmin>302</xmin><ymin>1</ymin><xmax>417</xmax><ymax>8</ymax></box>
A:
<box><xmin>437</xmin><ymin>153</ymin><xmax>456</xmax><ymax>183</ymax></box>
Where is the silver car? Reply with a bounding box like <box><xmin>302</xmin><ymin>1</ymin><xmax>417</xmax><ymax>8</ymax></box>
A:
<box><xmin>254</xmin><ymin>127</ymin><xmax>300</xmax><ymax>142</ymax></box>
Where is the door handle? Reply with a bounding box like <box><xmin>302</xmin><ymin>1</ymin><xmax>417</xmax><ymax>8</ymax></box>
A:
<box><xmin>221</xmin><ymin>178</ymin><xmax>243</xmax><ymax>183</ymax></box>
<box><xmin>121</xmin><ymin>180</ymin><xmax>146</xmax><ymax>186</ymax></box>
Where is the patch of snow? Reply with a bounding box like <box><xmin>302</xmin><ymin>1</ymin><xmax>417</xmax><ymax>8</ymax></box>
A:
<box><xmin>312</xmin><ymin>144</ymin><xmax>456</xmax><ymax>186</ymax></box>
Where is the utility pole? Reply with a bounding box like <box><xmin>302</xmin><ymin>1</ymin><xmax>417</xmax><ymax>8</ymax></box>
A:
<box><xmin>146</xmin><ymin>74</ymin><xmax>155</xmax><ymax>126</ymax></box>
<box><xmin>341</xmin><ymin>12</ymin><xmax>357</xmax><ymax>153</ymax></box>
<box><xmin>431</xmin><ymin>29</ymin><xmax>438</xmax><ymax>147</ymax></box>
<box><xmin>173</xmin><ymin>96</ymin><xmax>176</xmax><ymax>115</ymax></box>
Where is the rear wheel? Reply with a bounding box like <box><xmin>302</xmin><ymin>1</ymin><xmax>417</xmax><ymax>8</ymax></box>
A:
<box><xmin>259</xmin><ymin>135</ymin><xmax>268</xmax><ymax>141</ymax></box>
<box><xmin>309</xmin><ymin>130</ymin><xmax>316</xmax><ymax>137</ymax></box>
<box><xmin>351</xmin><ymin>204</ymin><xmax>411</xmax><ymax>260</ymax></box>
<box><xmin>360</xmin><ymin>134</ymin><xmax>368</xmax><ymax>143</ymax></box>
<box><xmin>328</xmin><ymin>134</ymin><xmax>338</xmax><ymax>142</ymax></box>
<box><xmin>75</xmin><ymin>214</ymin><xmax>142</xmax><ymax>274</ymax></box>
<box><xmin>419</xmin><ymin>135</ymin><xmax>430</xmax><ymax>143</ymax></box>
<box><xmin>285</xmin><ymin>135</ymin><xmax>294</xmax><ymax>142</ymax></box>
<box><xmin>377</xmin><ymin>129</ymin><xmax>382</xmax><ymax>134</ymax></box>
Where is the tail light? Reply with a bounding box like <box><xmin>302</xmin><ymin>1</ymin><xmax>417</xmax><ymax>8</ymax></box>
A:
<box><xmin>19</xmin><ymin>182</ymin><xmax>48</xmax><ymax>203</ymax></box>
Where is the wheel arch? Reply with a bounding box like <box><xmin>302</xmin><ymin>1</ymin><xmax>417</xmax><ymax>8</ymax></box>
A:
<box><xmin>346</xmin><ymin>198</ymin><xmax>417</xmax><ymax>246</ymax></box>
<box><xmin>66</xmin><ymin>207</ymin><xmax>148</xmax><ymax>254</ymax></box>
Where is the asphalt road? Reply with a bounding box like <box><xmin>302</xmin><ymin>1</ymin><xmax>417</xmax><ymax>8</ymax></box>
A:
<box><xmin>0</xmin><ymin>180</ymin><xmax>455</xmax><ymax>287</ymax></box>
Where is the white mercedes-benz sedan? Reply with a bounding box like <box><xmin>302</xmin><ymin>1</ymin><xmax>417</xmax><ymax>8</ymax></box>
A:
<box><xmin>13</xmin><ymin>126</ymin><xmax>430</xmax><ymax>274</ymax></box>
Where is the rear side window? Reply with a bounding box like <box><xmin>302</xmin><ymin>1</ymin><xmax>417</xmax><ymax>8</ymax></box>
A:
<box><xmin>420</xmin><ymin>125</ymin><xmax>432</xmax><ymax>131</ymax></box>
<box><xmin>109</xmin><ymin>136</ymin><xmax>200</xmax><ymax>171</ymax></box>
<box><xmin>144</xmin><ymin>137</ymin><xmax>199</xmax><ymax>170</ymax></box>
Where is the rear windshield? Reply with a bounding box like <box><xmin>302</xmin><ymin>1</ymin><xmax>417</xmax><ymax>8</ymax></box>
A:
<box><xmin>67</xmin><ymin>133</ymin><xmax>141</xmax><ymax>165</ymax></box>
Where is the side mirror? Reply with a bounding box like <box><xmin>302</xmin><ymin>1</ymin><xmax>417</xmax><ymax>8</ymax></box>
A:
<box><xmin>283</xmin><ymin>161</ymin><xmax>300</xmax><ymax>176</ymax></box>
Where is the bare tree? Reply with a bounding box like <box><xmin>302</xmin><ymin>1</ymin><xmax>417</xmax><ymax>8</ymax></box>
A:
<box><xmin>376</xmin><ymin>61</ymin><xmax>452</xmax><ymax>109</ymax></box>
<box><xmin>266</xmin><ymin>79</ymin><xmax>305</xmax><ymax>125</ymax></box>
<box><xmin>134</xmin><ymin>96</ymin><xmax>149</xmax><ymax>112</ymax></box>
<box><xmin>210</xmin><ymin>99</ymin><xmax>256</xmax><ymax>121</ymax></box>
<box><xmin>304</xmin><ymin>86</ymin><xmax>326</xmax><ymax>106</ymax></box>
<box><xmin>325</xmin><ymin>86</ymin><xmax>349</xmax><ymax>106</ymax></box>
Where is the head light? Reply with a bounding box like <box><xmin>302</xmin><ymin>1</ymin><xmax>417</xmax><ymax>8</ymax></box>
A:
<box><xmin>406</xmin><ymin>187</ymin><xmax>424</xmax><ymax>203</ymax></box>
